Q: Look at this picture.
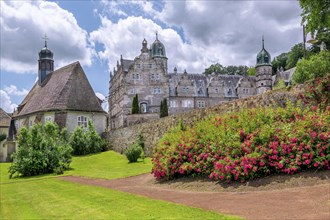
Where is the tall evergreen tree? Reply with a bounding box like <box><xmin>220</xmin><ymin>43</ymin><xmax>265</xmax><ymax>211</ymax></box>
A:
<box><xmin>131</xmin><ymin>94</ymin><xmax>139</xmax><ymax>114</ymax></box>
<box><xmin>160</xmin><ymin>98</ymin><xmax>168</xmax><ymax>118</ymax></box>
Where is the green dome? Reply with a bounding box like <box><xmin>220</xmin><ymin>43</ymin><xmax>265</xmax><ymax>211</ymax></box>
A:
<box><xmin>151</xmin><ymin>34</ymin><xmax>166</xmax><ymax>58</ymax></box>
<box><xmin>256</xmin><ymin>38</ymin><xmax>271</xmax><ymax>66</ymax></box>
<box><xmin>39</xmin><ymin>46</ymin><xmax>54</xmax><ymax>60</ymax></box>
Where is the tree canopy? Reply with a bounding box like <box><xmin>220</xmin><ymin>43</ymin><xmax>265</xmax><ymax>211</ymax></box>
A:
<box><xmin>203</xmin><ymin>63</ymin><xmax>248</xmax><ymax>76</ymax></box>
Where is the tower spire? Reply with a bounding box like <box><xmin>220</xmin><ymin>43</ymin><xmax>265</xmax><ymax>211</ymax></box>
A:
<box><xmin>262</xmin><ymin>35</ymin><xmax>264</xmax><ymax>49</ymax></box>
<box><xmin>156</xmin><ymin>31</ymin><xmax>158</xmax><ymax>40</ymax></box>
<box><xmin>42</xmin><ymin>34</ymin><xmax>49</xmax><ymax>48</ymax></box>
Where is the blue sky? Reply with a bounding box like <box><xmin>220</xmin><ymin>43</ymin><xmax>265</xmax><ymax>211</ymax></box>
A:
<box><xmin>1</xmin><ymin>0</ymin><xmax>304</xmax><ymax>113</ymax></box>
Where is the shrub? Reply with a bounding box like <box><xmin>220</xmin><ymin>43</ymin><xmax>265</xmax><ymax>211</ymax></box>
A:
<box><xmin>69</xmin><ymin>121</ymin><xmax>106</xmax><ymax>156</ymax></box>
<box><xmin>151</xmin><ymin>102</ymin><xmax>330</xmax><ymax>182</ymax></box>
<box><xmin>9</xmin><ymin>122</ymin><xmax>72</xmax><ymax>178</ymax></box>
<box><xmin>293</xmin><ymin>51</ymin><xmax>330</xmax><ymax>84</ymax></box>
<box><xmin>124</xmin><ymin>143</ymin><xmax>143</xmax><ymax>163</ymax></box>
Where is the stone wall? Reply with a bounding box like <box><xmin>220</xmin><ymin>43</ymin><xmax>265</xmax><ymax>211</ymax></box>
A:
<box><xmin>105</xmin><ymin>86</ymin><xmax>304</xmax><ymax>156</ymax></box>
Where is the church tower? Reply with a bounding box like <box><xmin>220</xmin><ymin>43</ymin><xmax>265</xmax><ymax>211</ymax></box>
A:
<box><xmin>38</xmin><ymin>35</ymin><xmax>54</xmax><ymax>85</ymax></box>
<box><xmin>255</xmin><ymin>36</ymin><xmax>272</xmax><ymax>94</ymax></box>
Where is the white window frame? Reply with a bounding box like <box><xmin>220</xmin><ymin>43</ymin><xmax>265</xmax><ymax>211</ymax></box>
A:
<box><xmin>78</xmin><ymin>116</ymin><xmax>88</xmax><ymax>128</ymax></box>
<box><xmin>153</xmin><ymin>87</ymin><xmax>161</xmax><ymax>94</ymax></box>
<box><xmin>45</xmin><ymin>116</ymin><xmax>53</xmax><ymax>122</ymax></box>
<box><xmin>182</xmin><ymin>100</ymin><xmax>193</xmax><ymax>108</ymax></box>
<box><xmin>197</xmin><ymin>101</ymin><xmax>205</xmax><ymax>108</ymax></box>
<box><xmin>170</xmin><ymin>100</ymin><xmax>177</xmax><ymax>108</ymax></box>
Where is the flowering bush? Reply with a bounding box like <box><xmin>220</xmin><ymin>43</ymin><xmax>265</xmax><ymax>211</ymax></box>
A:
<box><xmin>152</xmin><ymin>102</ymin><xmax>330</xmax><ymax>182</ymax></box>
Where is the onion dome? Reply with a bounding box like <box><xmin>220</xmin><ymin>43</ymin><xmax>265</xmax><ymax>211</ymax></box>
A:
<box><xmin>151</xmin><ymin>33</ymin><xmax>166</xmax><ymax>58</ymax></box>
<box><xmin>256</xmin><ymin>37</ymin><xmax>271</xmax><ymax>66</ymax></box>
<box><xmin>39</xmin><ymin>40</ymin><xmax>53</xmax><ymax>60</ymax></box>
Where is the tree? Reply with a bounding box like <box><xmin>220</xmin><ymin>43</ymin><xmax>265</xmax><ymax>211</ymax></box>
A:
<box><xmin>203</xmin><ymin>63</ymin><xmax>224</xmax><ymax>75</ymax></box>
<box><xmin>9</xmin><ymin>122</ymin><xmax>72</xmax><ymax>178</ymax></box>
<box><xmin>299</xmin><ymin>1</ymin><xmax>330</xmax><ymax>54</ymax></box>
<box><xmin>286</xmin><ymin>43</ymin><xmax>305</xmax><ymax>69</ymax></box>
<box><xmin>247</xmin><ymin>67</ymin><xmax>256</xmax><ymax>76</ymax></box>
<box><xmin>131</xmin><ymin>94</ymin><xmax>139</xmax><ymax>114</ymax></box>
<box><xmin>299</xmin><ymin>0</ymin><xmax>330</xmax><ymax>38</ymax></box>
<box><xmin>293</xmin><ymin>50</ymin><xmax>330</xmax><ymax>84</ymax></box>
<box><xmin>271</xmin><ymin>53</ymin><xmax>288</xmax><ymax>74</ymax></box>
<box><xmin>160</xmin><ymin>98</ymin><xmax>168</xmax><ymax>118</ymax></box>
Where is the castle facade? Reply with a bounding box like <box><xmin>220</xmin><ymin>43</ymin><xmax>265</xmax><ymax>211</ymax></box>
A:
<box><xmin>109</xmin><ymin>35</ymin><xmax>273</xmax><ymax>129</ymax></box>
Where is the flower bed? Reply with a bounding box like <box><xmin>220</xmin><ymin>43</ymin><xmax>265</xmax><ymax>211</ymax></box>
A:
<box><xmin>152</xmin><ymin>102</ymin><xmax>330</xmax><ymax>182</ymax></box>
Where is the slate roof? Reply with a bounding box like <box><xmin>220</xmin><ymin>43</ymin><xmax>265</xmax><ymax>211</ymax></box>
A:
<box><xmin>122</xmin><ymin>59</ymin><xmax>134</xmax><ymax>71</ymax></box>
<box><xmin>13</xmin><ymin>61</ymin><xmax>104</xmax><ymax>118</ymax></box>
<box><xmin>0</xmin><ymin>108</ymin><xmax>11</xmax><ymax>127</ymax></box>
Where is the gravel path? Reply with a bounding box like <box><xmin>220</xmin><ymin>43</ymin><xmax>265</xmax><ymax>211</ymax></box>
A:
<box><xmin>60</xmin><ymin>172</ymin><xmax>330</xmax><ymax>220</ymax></box>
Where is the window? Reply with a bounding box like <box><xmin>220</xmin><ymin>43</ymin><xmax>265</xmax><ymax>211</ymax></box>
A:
<box><xmin>29</xmin><ymin>120</ymin><xmax>33</xmax><ymax>128</ymax></box>
<box><xmin>215</xmin><ymin>88</ymin><xmax>219</xmax><ymax>93</ymax></box>
<box><xmin>151</xmin><ymin>73</ymin><xmax>154</xmax><ymax>80</ymax></box>
<box><xmin>243</xmin><ymin>88</ymin><xmax>249</xmax><ymax>94</ymax></box>
<box><xmin>197</xmin><ymin>101</ymin><xmax>205</xmax><ymax>108</ymax></box>
<box><xmin>78</xmin><ymin>116</ymin><xmax>88</xmax><ymax>128</ymax></box>
<box><xmin>182</xmin><ymin>100</ymin><xmax>193</xmax><ymax>108</ymax></box>
<box><xmin>148</xmin><ymin>64</ymin><xmax>152</xmax><ymax>68</ymax></box>
<box><xmin>170</xmin><ymin>100</ymin><xmax>177</xmax><ymax>108</ymax></box>
<box><xmin>129</xmin><ymin>88</ymin><xmax>136</xmax><ymax>94</ymax></box>
<box><xmin>140</xmin><ymin>103</ymin><xmax>148</xmax><ymax>113</ymax></box>
<box><xmin>182</xmin><ymin>87</ymin><xmax>189</xmax><ymax>93</ymax></box>
<box><xmin>153</xmin><ymin>87</ymin><xmax>161</xmax><ymax>94</ymax></box>
<box><xmin>45</xmin><ymin>116</ymin><xmax>53</xmax><ymax>122</ymax></box>
<box><xmin>228</xmin><ymin>89</ymin><xmax>232</xmax><ymax>95</ymax></box>
<box><xmin>15</xmin><ymin>121</ymin><xmax>19</xmax><ymax>130</ymax></box>
<box><xmin>132</xmin><ymin>74</ymin><xmax>140</xmax><ymax>80</ymax></box>
<box><xmin>136</xmin><ymin>64</ymin><xmax>141</xmax><ymax>68</ymax></box>
<box><xmin>198</xmin><ymin>88</ymin><xmax>203</xmax><ymax>95</ymax></box>
<box><xmin>155</xmin><ymin>74</ymin><xmax>160</xmax><ymax>80</ymax></box>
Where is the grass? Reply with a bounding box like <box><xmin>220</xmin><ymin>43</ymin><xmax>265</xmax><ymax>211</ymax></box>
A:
<box><xmin>66</xmin><ymin>150</ymin><xmax>153</xmax><ymax>179</ymax></box>
<box><xmin>0</xmin><ymin>151</ymin><xmax>241</xmax><ymax>219</ymax></box>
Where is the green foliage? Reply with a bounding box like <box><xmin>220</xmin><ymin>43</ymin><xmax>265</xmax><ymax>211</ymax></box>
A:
<box><xmin>286</xmin><ymin>43</ymin><xmax>305</xmax><ymax>69</ymax></box>
<box><xmin>160</xmin><ymin>98</ymin><xmax>169</xmax><ymax>118</ymax></box>
<box><xmin>69</xmin><ymin>121</ymin><xmax>105</xmax><ymax>156</ymax></box>
<box><xmin>9</xmin><ymin>122</ymin><xmax>72</xmax><ymax>178</ymax></box>
<box><xmin>293</xmin><ymin>51</ymin><xmax>330</xmax><ymax>84</ymax></box>
<box><xmin>203</xmin><ymin>63</ymin><xmax>248</xmax><ymax>75</ymax></box>
<box><xmin>272</xmin><ymin>53</ymin><xmax>288</xmax><ymax>74</ymax></box>
<box><xmin>247</xmin><ymin>67</ymin><xmax>256</xmax><ymax>76</ymax></box>
<box><xmin>273</xmin><ymin>79</ymin><xmax>286</xmax><ymax>90</ymax></box>
<box><xmin>0</xmin><ymin>133</ymin><xmax>7</xmax><ymax>142</ymax></box>
<box><xmin>124</xmin><ymin>143</ymin><xmax>143</xmax><ymax>163</ymax></box>
<box><xmin>131</xmin><ymin>94</ymin><xmax>139</xmax><ymax>114</ymax></box>
<box><xmin>124</xmin><ymin>134</ymin><xmax>146</xmax><ymax>163</ymax></box>
<box><xmin>299</xmin><ymin>0</ymin><xmax>330</xmax><ymax>38</ymax></box>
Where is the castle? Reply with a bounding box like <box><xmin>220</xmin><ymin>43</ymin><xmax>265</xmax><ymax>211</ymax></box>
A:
<box><xmin>109</xmin><ymin>35</ymin><xmax>273</xmax><ymax>129</ymax></box>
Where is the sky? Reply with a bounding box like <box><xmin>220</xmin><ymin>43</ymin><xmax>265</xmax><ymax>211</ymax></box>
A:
<box><xmin>1</xmin><ymin>0</ymin><xmax>304</xmax><ymax>113</ymax></box>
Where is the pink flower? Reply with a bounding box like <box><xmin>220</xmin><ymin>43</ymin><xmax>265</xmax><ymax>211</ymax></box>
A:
<box><xmin>314</xmin><ymin>162</ymin><xmax>319</xmax><ymax>167</ymax></box>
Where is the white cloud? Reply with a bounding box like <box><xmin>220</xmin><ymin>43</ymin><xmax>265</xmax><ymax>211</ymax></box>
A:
<box><xmin>94</xmin><ymin>1</ymin><xmax>303</xmax><ymax>73</ymax></box>
<box><xmin>95</xmin><ymin>92</ymin><xmax>108</xmax><ymax>112</ymax></box>
<box><xmin>1</xmin><ymin>1</ymin><xmax>94</xmax><ymax>74</ymax></box>
<box><xmin>0</xmin><ymin>90</ymin><xmax>17</xmax><ymax>113</ymax></box>
<box><xmin>3</xmin><ymin>85</ymin><xmax>29</xmax><ymax>96</ymax></box>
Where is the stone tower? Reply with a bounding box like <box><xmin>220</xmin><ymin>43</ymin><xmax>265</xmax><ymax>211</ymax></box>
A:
<box><xmin>38</xmin><ymin>35</ymin><xmax>54</xmax><ymax>85</ymax></box>
<box><xmin>255</xmin><ymin>36</ymin><xmax>272</xmax><ymax>94</ymax></box>
<box><xmin>150</xmin><ymin>33</ymin><xmax>168</xmax><ymax>73</ymax></box>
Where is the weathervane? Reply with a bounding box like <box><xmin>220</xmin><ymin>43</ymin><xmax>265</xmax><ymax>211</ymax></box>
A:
<box><xmin>156</xmin><ymin>31</ymin><xmax>158</xmax><ymax>40</ymax></box>
<box><xmin>42</xmin><ymin>34</ymin><xmax>49</xmax><ymax>47</ymax></box>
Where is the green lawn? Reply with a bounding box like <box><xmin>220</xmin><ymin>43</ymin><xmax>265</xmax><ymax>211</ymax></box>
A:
<box><xmin>0</xmin><ymin>151</ymin><xmax>242</xmax><ymax>219</ymax></box>
<box><xmin>66</xmin><ymin>150</ymin><xmax>153</xmax><ymax>180</ymax></box>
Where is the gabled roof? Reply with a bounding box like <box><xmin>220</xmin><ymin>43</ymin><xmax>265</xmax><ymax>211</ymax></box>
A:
<box><xmin>13</xmin><ymin>61</ymin><xmax>104</xmax><ymax>118</ymax></box>
<box><xmin>0</xmin><ymin>108</ymin><xmax>11</xmax><ymax>127</ymax></box>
